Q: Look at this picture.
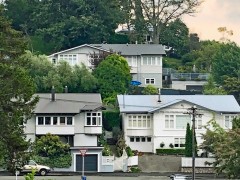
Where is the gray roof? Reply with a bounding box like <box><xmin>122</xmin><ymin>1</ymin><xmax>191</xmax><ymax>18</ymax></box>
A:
<box><xmin>48</xmin><ymin>44</ymin><xmax>165</xmax><ymax>57</ymax></box>
<box><xmin>91</xmin><ymin>44</ymin><xmax>166</xmax><ymax>55</ymax></box>
<box><xmin>34</xmin><ymin>93</ymin><xmax>102</xmax><ymax>114</ymax></box>
<box><xmin>117</xmin><ymin>95</ymin><xmax>240</xmax><ymax>113</ymax></box>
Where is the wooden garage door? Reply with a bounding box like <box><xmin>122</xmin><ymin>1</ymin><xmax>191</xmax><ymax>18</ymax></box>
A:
<box><xmin>76</xmin><ymin>154</ymin><xmax>98</xmax><ymax>172</ymax></box>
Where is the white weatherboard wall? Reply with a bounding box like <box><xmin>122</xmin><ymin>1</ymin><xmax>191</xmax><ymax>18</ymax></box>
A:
<box><xmin>152</xmin><ymin>102</ymin><xmax>222</xmax><ymax>153</ymax></box>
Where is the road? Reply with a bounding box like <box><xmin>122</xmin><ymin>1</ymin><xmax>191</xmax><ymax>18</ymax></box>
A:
<box><xmin>0</xmin><ymin>175</ymin><xmax>170</xmax><ymax>180</ymax></box>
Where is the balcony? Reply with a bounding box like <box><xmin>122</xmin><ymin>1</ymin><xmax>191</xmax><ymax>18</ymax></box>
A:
<box><xmin>36</xmin><ymin>125</ymin><xmax>74</xmax><ymax>135</ymax></box>
<box><xmin>171</xmin><ymin>73</ymin><xmax>209</xmax><ymax>81</ymax></box>
<box><xmin>84</xmin><ymin>126</ymin><xmax>102</xmax><ymax>135</ymax></box>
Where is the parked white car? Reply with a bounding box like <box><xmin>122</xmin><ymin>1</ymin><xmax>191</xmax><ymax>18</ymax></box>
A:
<box><xmin>16</xmin><ymin>160</ymin><xmax>50</xmax><ymax>176</ymax></box>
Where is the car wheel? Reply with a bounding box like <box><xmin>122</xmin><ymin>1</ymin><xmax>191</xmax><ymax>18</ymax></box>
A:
<box><xmin>39</xmin><ymin>169</ymin><xmax>47</xmax><ymax>176</ymax></box>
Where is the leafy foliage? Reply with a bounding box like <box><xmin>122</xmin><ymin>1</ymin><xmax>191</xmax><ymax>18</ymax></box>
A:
<box><xmin>141</xmin><ymin>85</ymin><xmax>158</xmax><ymax>95</ymax></box>
<box><xmin>102</xmin><ymin>111</ymin><xmax>121</xmax><ymax>131</ymax></box>
<box><xmin>32</xmin><ymin>134</ymin><xmax>71</xmax><ymax>168</ymax></box>
<box><xmin>199</xmin><ymin>119</ymin><xmax>240</xmax><ymax>177</ymax></box>
<box><xmin>116</xmin><ymin>132</ymin><xmax>126</xmax><ymax>157</ymax></box>
<box><xmin>93</xmin><ymin>54</ymin><xmax>131</xmax><ymax>99</ymax></box>
<box><xmin>0</xmin><ymin>6</ymin><xmax>38</xmax><ymax>173</ymax></box>
<box><xmin>156</xmin><ymin>148</ymin><xmax>185</xmax><ymax>156</ymax></box>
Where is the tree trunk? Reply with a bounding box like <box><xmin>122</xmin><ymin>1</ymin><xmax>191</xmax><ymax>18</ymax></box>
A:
<box><xmin>152</xmin><ymin>25</ymin><xmax>160</xmax><ymax>44</ymax></box>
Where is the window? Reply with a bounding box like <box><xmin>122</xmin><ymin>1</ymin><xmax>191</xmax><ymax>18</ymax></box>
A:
<box><xmin>45</xmin><ymin>117</ymin><xmax>51</xmax><ymax>125</ymax></box>
<box><xmin>129</xmin><ymin>136</ymin><xmax>151</xmax><ymax>142</ymax></box>
<box><xmin>145</xmin><ymin>78</ymin><xmax>155</xmax><ymax>85</ymax></box>
<box><xmin>224</xmin><ymin>115</ymin><xmax>235</xmax><ymax>128</ymax></box>
<box><xmin>53</xmin><ymin>117</ymin><xmax>58</xmax><ymax>125</ymax></box>
<box><xmin>176</xmin><ymin>115</ymin><xmax>191</xmax><ymax>129</ymax></box>
<box><xmin>60</xmin><ymin>117</ymin><xmax>65</xmax><ymax>125</ymax></box>
<box><xmin>128</xmin><ymin>115</ymin><xmax>152</xmax><ymax>128</ymax></box>
<box><xmin>142</xmin><ymin>56</ymin><xmax>161</xmax><ymax>65</ymax></box>
<box><xmin>36</xmin><ymin>116</ymin><xmax>73</xmax><ymax>126</ymax></box>
<box><xmin>147</xmin><ymin>137</ymin><xmax>152</xmax><ymax>142</ymax></box>
<box><xmin>165</xmin><ymin>115</ymin><xmax>174</xmax><ymax>129</ymax></box>
<box><xmin>174</xmin><ymin>138</ymin><xmax>185</xmax><ymax>148</ymax></box>
<box><xmin>125</xmin><ymin>56</ymin><xmax>137</xmax><ymax>67</ymax></box>
<box><xmin>59</xmin><ymin>54</ymin><xmax>77</xmax><ymax>66</ymax></box>
<box><xmin>38</xmin><ymin>117</ymin><xmax>44</xmax><ymax>125</ymax></box>
<box><xmin>85</xmin><ymin>112</ymin><xmax>102</xmax><ymax>126</ymax></box>
<box><xmin>67</xmin><ymin>117</ymin><xmax>73</xmax><ymax>125</ymax></box>
<box><xmin>130</xmin><ymin>137</ymin><xmax>134</xmax><ymax>142</ymax></box>
<box><xmin>196</xmin><ymin>116</ymin><xmax>202</xmax><ymax>129</ymax></box>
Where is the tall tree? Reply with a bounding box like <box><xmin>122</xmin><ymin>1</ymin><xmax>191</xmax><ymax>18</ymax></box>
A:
<box><xmin>0</xmin><ymin>6</ymin><xmax>38</xmax><ymax>173</ymax></box>
<box><xmin>185</xmin><ymin>123</ymin><xmax>192</xmax><ymax>157</ymax></box>
<box><xmin>93</xmin><ymin>54</ymin><xmax>131</xmax><ymax>99</ymax></box>
<box><xmin>212</xmin><ymin>42</ymin><xmax>240</xmax><ymax>85</ymax></box>
<box><xmin>130</xmin><ymin>0</ymin><xmax>202</xmax><ymax>44</ymax></box>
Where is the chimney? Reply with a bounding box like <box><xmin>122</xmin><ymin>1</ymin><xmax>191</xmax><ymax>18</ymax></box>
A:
<box><xmin>64</xmin><ymin>86</ymin><xmax>68</xmax><ymax>93</ymax></box>
<box><xmin>51</xmin><ymin>86</ymin><xmax>56</xmax><ymax>101</ymax></box>
<box><xmin>157</xmin><ymin>88</ymin><xmax>161</xmax><ymax>102</ymax></box>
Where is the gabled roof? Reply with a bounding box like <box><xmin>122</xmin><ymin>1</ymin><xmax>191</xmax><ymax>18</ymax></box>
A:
<box><xmin>48</xmin><ymin>44</ymin><xmax>110</xmax><ymax>57</ymax></box>
<box><xmin>34</xmin><ymin>93</ymin><xmax>102</xmax><ymax>114</ymax></box>
<box><xmin>117</xmin><ymin>95</ymin><xmax>240</xmax><ymax>113</ymax></box>
<box><xmin>48</xmin><ymin>44</ymin><xmax>165</xmax><ymax>57</ymax></box>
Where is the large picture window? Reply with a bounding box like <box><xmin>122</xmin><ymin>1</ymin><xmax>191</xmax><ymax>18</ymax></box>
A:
<box><xmin>59</xmin><ymin>54</ymin><xmax>77</xmax><ymax>66</ymax></box>
<box><xmin>176</xmin><ymin>115</ymin><xmax>191</xmax><ymax>129</ymax></box>
<box><xmin>86</xmin><ymin>112</ymin><xmax>102</xmax><ymax>126</ymax></box>
<box><xmin>142</xmin><ymin>56</ymin><xmax>162</xmax><ymax>65</ymax></box>
<box><xmin>128</xmin><ymin>115</ymin><xmax>151</xmax><ymax>128</ymax></box>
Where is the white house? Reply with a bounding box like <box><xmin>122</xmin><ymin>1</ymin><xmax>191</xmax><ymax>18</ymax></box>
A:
<box><xmin>117</xmin><ymin>94</ymin><xmax>240</xmax><ymax>153</ymax></box>
<box><xmin>25</xmin><ymin>90</ymin><xmax>105</xmax><ymax>172</ymax></box>
<box><xmin>48</xmin><ymin>44</ymin><xmax>166</xmax><ymax>88</ymax></box>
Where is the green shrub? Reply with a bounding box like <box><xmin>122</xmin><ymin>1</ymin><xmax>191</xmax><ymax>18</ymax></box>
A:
<box><xmin>156</xmin><ymin>148</ymin><xmax>185</xmax><ymax>155</ymax></box>
<box><xmin>102</xmin><ymin>144</ymin><xmax>113</xmax><ymax>156</ymax></box>
<box><xmin>125</xmin><ymin>146</ymin><xmax>134</xmax><ymax>157</ymax></box>
<box><xmin>24</xmin><ymin>169</ymin><xmax>36</xmax><ymax>180</ymax></box>
<box><xmin>102</xmin><ymin>111</ymin><xmax>121</xmax><ymax>131</ymax></box>
<box><xmin>130</xmin><ymin>166</ymin><xmax>141</xmax><ymax>173</ymax></box>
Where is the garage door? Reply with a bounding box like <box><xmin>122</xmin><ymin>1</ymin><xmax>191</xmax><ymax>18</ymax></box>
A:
<box><xmin>76</xmin><ymin>154</ymin><xmax>98</xmax><ymax>172</ymax></box>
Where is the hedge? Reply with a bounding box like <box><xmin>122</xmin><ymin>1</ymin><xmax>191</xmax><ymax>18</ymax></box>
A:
<box><xmin>102</xmin><ymin>110</ymin><xmax>121</xmax><ymax>131</ymax></box>
<box><xmin>156</xmin><ymin>148</ymin><xmax>185</xmax><ymax>155</ymax></box>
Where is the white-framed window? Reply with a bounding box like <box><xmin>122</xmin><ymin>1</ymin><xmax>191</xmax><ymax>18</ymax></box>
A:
<box><xmin>174</xmin><ymin>138</ymin><xmax>185</xmax><ymax>148</ymax></box>
<box><xmin>176</xmin><ymin>115</ymin><xmax>191</xmax><ymax>129</ymax></box>
<box><xmin>129</xmin><ymin>136</ymin><xmax>151</xmax><ymax>142</ymax></box>
<box><xmin>145</xmin><ymin>78</ymin><xmax>155</xmax><ymax>84</ymax></box>
<box><xmin>36</xmin><ymin>116</ymin><xmax>74</xmax><ymax>125</ymax></box>
<box><xmin>165</xmin><ymin>115</ymin><xmax>174</xmax><ymax>128</ymax></box>
<box><xmin>59</xmin><ymin>54</ymin><xmax>77</xmax><ymax>66</ymax></box>
<box><xmin>125</xmin><ymin>56</ymin><xmax>137</xmax><ymax>67</ymax></box>
<box><xmin>165</xmin><ymin>114</ymin><xmax>196</xmax><ymax>130</ymax></box>
<box><xmin>142</xmin><ymin>56</ymin><xmax>162</xmax><ymax>65</ymax></box>
<box><xmin>128</xmin><ymin>114</ymin><xmax>152</xmax><ymax>128</ymax></box>
<box><xmin>224</xmin><ymin>115</ymin><xmax>235</xmax><ymax>128</ymax></box>
<box><xmin>86</xmin><ymin>112</ymin><xmax>102</xmax><ymax>126</ymax></box>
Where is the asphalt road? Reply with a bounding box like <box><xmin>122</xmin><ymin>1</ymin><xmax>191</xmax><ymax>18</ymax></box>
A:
<box><xmin>0</xmin><ymin>175</ymin><xmax>170</xmax><ymax>180</ymax></box>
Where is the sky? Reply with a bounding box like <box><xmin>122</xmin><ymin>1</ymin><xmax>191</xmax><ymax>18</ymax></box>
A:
<box><xmin>183</xmin><ymin>0</ymin><xmax>240</xmax><ymax>45</ymax></box>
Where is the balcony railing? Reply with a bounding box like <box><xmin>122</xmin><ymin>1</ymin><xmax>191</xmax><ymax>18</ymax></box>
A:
<box><xmin>84</xmin><ymin>126</ymin><xmax>102</xmax><ymax>135</ymax></box>
<box><xmin>171</xmin><ymin>73</ymin><xmax>209</xmax><ymax>81</ymax></box>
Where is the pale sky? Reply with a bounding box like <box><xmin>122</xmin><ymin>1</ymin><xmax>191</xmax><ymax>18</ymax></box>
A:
<box><xmin>183</xmin><ymin>0</ymin><xmax>240</xmax><ymax>45</ymax></box>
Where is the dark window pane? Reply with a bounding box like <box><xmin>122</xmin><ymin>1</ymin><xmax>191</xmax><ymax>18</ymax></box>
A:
<box><xmin>38</xmin><ymin>117</ymin><xmax>44</xmax><ymax>125</ymax></box>
<box><xmin>53</xmin><ymin>117</ymin><xmax>58</xmax><ymax>125</ymax></box>
<box><xmin>45</xmin><ymin>117</ymin><xmax>51</xmax><ymax>125</ymax></box>
<box><xmin>147</xmin><ymin>137</ymin><xmax>151</xmax><ymax>142</ymax></box>
<box><xmin>67</xmin><ymin>117</ymin><xmax>72</xmax><ymax>125</ymax></box>
<box><xmin>92</xmin><ymin>117</ymin><xmax>96</xmax><ymax>125</ymax></box>
<box><xmin>60</xmin><ymin>117</ymin><xmax>65</xmax><ymax>125</ymax></box>
<box><xmin>87</xmin><ymin>117</ymin><xmax>91</xmax><ymax>125</ymax></box>
<box><xmin>130</xmin><ymin>137</ymin><xmax>134</xmax><ymax>142</ymax></box>
<box><xmin>141</xmin><ymin>137</ymin><xmax>146</xmax><ymax>142</ymax></box>
<box><xmin>136</xmin><ymin>137</ymin><xmax>140</xmax><ymax>142</ymax></box>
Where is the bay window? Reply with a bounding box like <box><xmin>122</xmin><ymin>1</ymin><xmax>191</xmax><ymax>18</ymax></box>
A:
<box><xmin>86</xmin><ymin>112</ymin><xmax>102</xmax><ymax>126</ymax></box>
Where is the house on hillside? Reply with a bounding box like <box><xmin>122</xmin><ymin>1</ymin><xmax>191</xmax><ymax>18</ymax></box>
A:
<box><xmin>117</xmin><ymin>94</ymin><xmax>240</xmax><ymax>154</ymax></box>
<box><xmin>48</xmin><ymin>44</ymin><xmax>166</xmax><ymax>88</ymax></box>
<box><xmin>24</xmin><ymin>90</ymin><xmax>104</xmax><ymax>172</ymax></box>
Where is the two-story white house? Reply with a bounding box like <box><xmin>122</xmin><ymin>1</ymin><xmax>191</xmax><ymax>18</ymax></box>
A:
<box><xmin>117</xmin><ymin>94</ymin><xmax>240</xmax><ymax>154</ymax></box>
<box><xmin>48</xmin><ymin>44</ymin><xmax>166</xmax><ymax>88</ymax></box>
<box><xmin>25</xmin><ymin>91</ymin><xmax>104</xmax><ymax>172</ymax></box>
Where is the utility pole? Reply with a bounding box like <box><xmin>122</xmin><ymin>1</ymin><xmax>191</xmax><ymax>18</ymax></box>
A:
<box><xmin>185</xmin><ymin>105</ymin><xmax>203</xmax><ymax>180</ymax></box>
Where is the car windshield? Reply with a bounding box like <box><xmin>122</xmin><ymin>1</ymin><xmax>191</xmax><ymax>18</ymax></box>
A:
<box><xmin>28</xmin><ymin>160</ymin><xmax>36</xmax><ymax>166</ymax></box>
